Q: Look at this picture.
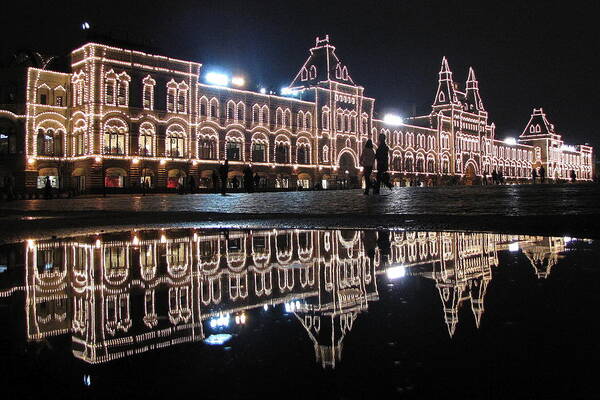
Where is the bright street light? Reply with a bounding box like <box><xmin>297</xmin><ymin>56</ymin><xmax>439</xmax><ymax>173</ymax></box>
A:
<box><xmin>205</xmin><ymin>72</ymin><xmax>229</xmax><ymax>86</ymax></box>
<box><xmin>383</xmin><ymin>114</ymin><xmax>403</xmax><ymax>126</ymax></box>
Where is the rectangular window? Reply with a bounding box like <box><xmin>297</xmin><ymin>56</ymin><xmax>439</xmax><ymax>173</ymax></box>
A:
<box><xmin>55</xmin><ymin>96</ymin><xmax>63</xmax><ymax>106</ymax></box>
<box><xmin>40</xmin><ymin>94</ymin><xmax>47</xmax><ymax>105</ymax></box>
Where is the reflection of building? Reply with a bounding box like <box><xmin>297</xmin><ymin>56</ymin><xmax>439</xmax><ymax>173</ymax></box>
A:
<box><xmin>0</xmin><ymin>229</ymin><xmax>574</xmax><ymax>367</ymax></box>
<box><xmin>0</xmin><ymin>36</ymin><xmax>593</xmax><ymax>193</ymax></box>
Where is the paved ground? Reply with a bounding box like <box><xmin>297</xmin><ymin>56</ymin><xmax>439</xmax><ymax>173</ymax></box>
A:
<box><xmin>1</xmin><ymin>184</ymin><xmax>599</xmax><ymax>243</ymax></box>
<box><xmin>2</xmin><ymin>184</ymin><xmax>599</xmax><ymax>216</ymax></box>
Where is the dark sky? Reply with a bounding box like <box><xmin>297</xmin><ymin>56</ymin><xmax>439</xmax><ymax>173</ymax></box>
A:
<box><xmin>2</xmin><ymin>0</ymin><xmax>598</xmax><ymax>148</ymax></box>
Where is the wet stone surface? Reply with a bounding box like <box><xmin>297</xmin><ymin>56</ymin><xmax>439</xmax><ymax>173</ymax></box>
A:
<box><xmin>2</xmin><ymin>184</ymin><xmax>600</xmax><ymax>216</ymax></box>
<box><xmin>0</xmin><ymin>227</ymin><xmax>598</xmax><ymax>399</ymax></box>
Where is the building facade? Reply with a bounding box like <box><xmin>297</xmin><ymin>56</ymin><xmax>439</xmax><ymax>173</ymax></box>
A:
<box><xmin>0</xmin><ymin>36</ymin><xmax>594</xmax><ymax>193</ymax></box>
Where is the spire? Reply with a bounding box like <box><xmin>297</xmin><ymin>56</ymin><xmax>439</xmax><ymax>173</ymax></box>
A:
<box><xmin>289</xmin><ymin>35</ymin><xmax>356</xmax><ymax>89</ymax></box>
<box><xmin>465</xmin><ymin>67</ymin><xmax>485</xmax><ymax>112</ymax></box>
<box><xmin>432</xmin><ymin>57</ymin><xmax>459</xmax><ymax>109</ymax></box>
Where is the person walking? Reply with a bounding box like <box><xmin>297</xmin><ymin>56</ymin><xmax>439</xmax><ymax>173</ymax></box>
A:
<box><xmin>219</xmin><ymin>160</ymin><xmax>229</xmax><ymax>195</ymax></box>
<box><xmin>188</xmin><ymin>176</ymin><xmax>196</xmax><ymax>194</ymax></box>
<box><xmin>539</xmin><ymin>165</ymin><xmax>546</xmax><ymax>183</ymax></box>
<box><xmin>570</xmin><ymin>169</ymin><xmax>576</xmax><ymax>183</ymax></box>
<box><xmin>359</xmin><ymin>139</ymin><xmax>375</xmax><ymax>195</ymax></box>
<box><xmin>243</xmin><ymin>165</ymin><xmax>254</xmax><ymax>193</ymax></box>
<box><xmin>491</xmin><ymin>169</ymin><xmax>498</xmax><ymax>185</ymax></box>
<box><xmin>43</xmin><ymin>176</ymin><xmax>52</xmax><ymax>199</ymax></box>
<box><xmin>482</xmin><ymin>171</ymin><xmax>488</xmax><ymax>185</ymax></box>
<box><xmin>532</xmin><ymin>168</ymin><xmax>538</xmax><ymax>184</ymax></box>
<box><xmin>211</xmin><ymin>169</ymin><xmax>219</xmax><ymax>193</ymax></box>
<box><xmin>253</xmin><ymin>173</ymin><xmax>261</xmax><ymax>191</ymax></box>
<box><xmin>374</xmin><ymin>133</ymin><xmax>391</xmax><ymax>194</ymax></box>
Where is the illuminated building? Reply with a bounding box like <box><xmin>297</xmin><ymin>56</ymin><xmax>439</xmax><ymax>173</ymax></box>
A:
<box><xmin>0</xmin><ymin>36</ymin><xmax>593</xmax><ymax>192</ymax></box>
<box><xmin>0</xmin><ymin>228</ymin><xmax>572</xmax><ymax>367</ymax></box>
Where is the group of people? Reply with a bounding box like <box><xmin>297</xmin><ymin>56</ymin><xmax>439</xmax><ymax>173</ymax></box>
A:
<box><xmin>531</xmin><ymin>165</ymin><xmax>546</xmax><ymax>184</ymax></box>
<box><xmin>214</xmin><ymin>160</ymin><xmax>262</xmax><ymax>195</ymax></box>
<box><xmin>359</xmin><ymin>133</ymin><xmax>394</xmax><ymax>195</ymax></box>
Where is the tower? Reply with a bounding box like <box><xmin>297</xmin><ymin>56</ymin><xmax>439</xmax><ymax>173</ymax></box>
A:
<box><xmin>432</xmin><ymin>57</ymin><xmax>460</xmax><ymax>111</ymax></box>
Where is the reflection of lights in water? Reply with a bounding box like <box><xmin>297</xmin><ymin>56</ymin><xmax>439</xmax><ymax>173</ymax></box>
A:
<box><xmin>204</xmin><ymin>334</ymin><xmax>233</xmax><ymax>346</ymax></box>
<box><xmin>234</xmin><ymin>313</ymin><xmax>247</xmax><ymax>325</ymax></box>
<box><xmin>263</xmin><ymin>304</ymin><xmax>268</xmax><ymax>311</ymax></box>
<box><xmin>209</xmin><ymin>314</ymin><xmax>230</xmax><ymax>328</ymax></box>
<box><xmin>132</xmin><ymin>236</ymin><xmax>139</xmax><ymax>246</ymax></box>
<box><xmin>83</xmin><ymin>375</ymin><xmax>91</xmax><ymax>386</ymax></box>
<box><xmin>95</xmin><ymin>239</ymin><xmax>101</xmax><ymax>248</ymax></box>
<box><xmin>563</xmin><ymin>237</ymin><xmax>573</xmax><ymax>243</ymax></box>
<box><xmin>509</xmin><ymin>242</ymin><xmax>519</xmax><ymax>252</ymax></box>
<box><xmin>386</xmin><ymin>265</ymin><xmax>406</xmax><ymax>280</ymax></box>
<box><xmin>160</xmin><ymin>234</ymin><xmax>167</xmax><ymax>243</ymax></box>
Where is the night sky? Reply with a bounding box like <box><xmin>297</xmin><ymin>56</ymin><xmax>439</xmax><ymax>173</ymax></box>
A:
<box><xmin>1</xmin><ymin>0</ymin><xmax>598</xmax><ymax>148</ymax></box>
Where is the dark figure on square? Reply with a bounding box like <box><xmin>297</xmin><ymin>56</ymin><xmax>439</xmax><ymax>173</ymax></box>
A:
<box><xmin>532</xmin><ymin>168</ymin><xmax>538</xmax><ymax>184</ymax></box>
<box><xmin>243</xmin><ymin>165</ymin><xmax>254</xmax><ymax>193</ymax></box>
<box><xmin>539</xmin><ymin>166</ymin><xmax>546</xmax><ymax>183</ymax></box>
<box><xmin>360</xmin><ymin>139</ymin><xmax>375</xmax><ymax>195</ymax></box>
<box><xmin>219</xmin><ymin>160</ymin><xmax>229</xmax><ymax>195</ymax></box>
<box><xmin>253</xmin><ymin>173</ymin><xmax>260</xmax><ymax>190</ymax></box>
<box><xmin>374</xmin><ymin>133</ymin><xmax>391</xmax><ymax>194</ymax></box>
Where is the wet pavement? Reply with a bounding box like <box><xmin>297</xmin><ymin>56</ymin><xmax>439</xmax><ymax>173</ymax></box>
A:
<box><xmin>0</xmin><ymin>227</ymin><xmax>598</xmax><ymax>399</ymax></box>
<box><xmin>2</xmin><ymin>184</ymin><xmax>600</xmax><ymax>216</ymax></box>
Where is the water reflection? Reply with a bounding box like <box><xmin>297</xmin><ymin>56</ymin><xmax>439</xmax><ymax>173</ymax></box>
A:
<box><xmin>0</xmin><ymin>229</ymin><xmax>582</xmax><ymax>368</ymax></box>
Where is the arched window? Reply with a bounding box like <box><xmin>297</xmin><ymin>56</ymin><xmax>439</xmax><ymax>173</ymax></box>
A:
<box><xmin>198</xmin><ymin>134</ymin><xmax>217</xmax><ymax>159</ymax></box>
<box><xmin>117</xmin><ymin>73</ymin><xmax>130</xmax><ymax>106</ymax></box>
<box><xmin>284</xmin><ymin>109</ymin><xmax>292</xmax><ymax>129</ymax></box>
<box><xmin>392</xmin><ymin>153</ymin><xmax>402</xmax><ymax>171</ymax></box>
<box><xmin>305</xmin><ymin>112</ymin><xmax>312</xmax><ymax>130</ymax></box>
<box><xmin>297</xmin><ymin>138</ymin><xmax>311</xmax><ymax>164</ymax></box>
<box><xmin>210</xmin><ymin>98</ymin><xmax>219</xmax><ymax>119</ymax></box>
<box><xmin>252</xmin><ymin>105</ymin><xmax>260</xmax><ymax>125</ymax></box>
<box><xmin>275</xmin><ymin>137</ymin><xmax>290</xmax><ymax>164</ymax></box>
<box><xmin>37</xmin><ymin>129</ymin><xmax>64</xmax><ymax>156</ymax></box>
<box><xmin>276</xmin><ymin>108</ymin><xmax>284</xmax><ymax>128</ymax></box>
<box><xmin>103</xmin><ymin>119</ymin><xmax>128</xmax><ymax>155</ymax></box>
<box><xmin>260</xmin><ymin>105</ymin><xmax>269</xmax><ymax>125</ymax></box>
<box><xmin>350</xmin><ymin>113</ymin><xmax>356</xmax><ymax>132</ymax></box>
<box><xmin>427</xmin><ymin>157</ymin><xmax>435</xmax><ymax>173</ymax></box>
<box><xmin>167</xmin><ymin>81</ymin><xmax>177</xmax><ymax>112</ymax></box>
<box><xmin>322</xmin><ymin>145</ymin><xmax>329</xmax><ymax>162</ymax></box>
<box><xmin>251</xmin><ymin>135</ymin><xmax>268</xmax><ymax>162</ymax></box>
<box><xmin>236</xmin><ymin>102</ymin><xmax>245</xmax><ymax>122</ymax></box>
<box><xmin>199</xmin><ymin>97</ymin><xmax>209</xmax><ymax>118</ymax></box>
<box><xmin>321</xmin><ymin>107</ymin><xmax>330</xmax><ymax>130</ymax></box>
<box><xmin>225</xmin><ymin>131</ymin><xmax>244</xmax><ymax>161</ymax></box>
<box><xmin>143</xmin><ymin>76</ymin><xmax>156</xmax><ymax>110</ymax></box>
<box><xmin>177</xmin><ymin>82</ymin><xmax>188</xmax><ymax>113</ymax></box>
<box><xmin>227</xmin><ymin>101</ymin><xmax>236</xmax><ymax>122</ymax></box>
<box><xmin>297</xmin><ymin>111</ymin><xmax>304</xmax><ymax>130</ymax></box>
<box><xmin>166</xmin><ymin>125</ymin><xmax>186</xmax><ymax>158</ymax></box>
<box><xmin>405</xmin><ymin>155</ymin><xmax>413</xmax><ymax>172</ymax></box>
<box><xmin>139</xmin><ymin>122</ymin><xmax>155</xmax><ymax>156</ymax></box>
<box><xmin>416</xmin><ymin>156</ymin><xmax>425</xmax><ymax>172</ymax></box>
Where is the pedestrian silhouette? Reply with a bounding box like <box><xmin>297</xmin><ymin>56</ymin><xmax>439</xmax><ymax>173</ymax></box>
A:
<box><xmin>359</xmin><ymin>139</ymin><xmax>375</xmax><ymax>195</ymax></box>
<box><xmin>374</xmin><ymin>133</ymin><xmax>391</xmax><ymax>194</ymax></box>
<box><xmin>532</xmin><ymin>168</ymin><xmax>538</xmax><ymax>184</ymax></box>
<box><xmin>219</xmin><ymin>160</ymin><xmax>229</xmax><ymax>195</ymax></box>
<box><xmin>243</xmin><ymin>165</ymin><xmax>254</xmax><ymax>193</ymax></box>
<box><xmin>539</xmin><ymin>166</ymin><xmax>546</xmax><ymax>183</ymax></box>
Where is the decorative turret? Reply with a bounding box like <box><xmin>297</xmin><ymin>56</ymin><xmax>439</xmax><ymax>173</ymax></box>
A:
<box><xmin>432</xmin><ymin>57</ymin><xmax>459</xmax><ymax>109</ymax></box>
<box><xmin>465</xmin><ymin>67</ymin><xmax>485</xmax><ymax>113</ymax></box>
<box><xmin>289</xmin><ymin>35</ymin><xmax>356</xmax><ymax>89</ymax></box>
<box><xmin>520</xmin><ymin>108</ymin><xmax>560</xmax><ymax>139</ymax></box>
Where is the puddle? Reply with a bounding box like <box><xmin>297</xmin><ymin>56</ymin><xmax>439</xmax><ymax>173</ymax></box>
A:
<box><xmin>0</xmin><ymin>228</ymin><xmax>597</xmax><ymax>398</ymax></box>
